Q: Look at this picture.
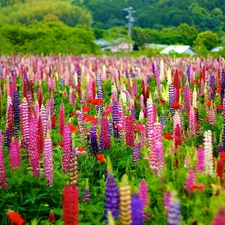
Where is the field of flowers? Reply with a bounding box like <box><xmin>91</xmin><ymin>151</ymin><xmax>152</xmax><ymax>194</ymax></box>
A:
<box><xmin>0</xmin><ymin>55</ymin><xmax>225</xmax><ymax>224</ymax></box>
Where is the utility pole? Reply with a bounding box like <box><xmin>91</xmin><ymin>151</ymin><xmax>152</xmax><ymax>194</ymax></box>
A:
<box><xmin>123</xmin><ymin>7</ymin><xmax>135</xmax><ymax>37</ymax></box>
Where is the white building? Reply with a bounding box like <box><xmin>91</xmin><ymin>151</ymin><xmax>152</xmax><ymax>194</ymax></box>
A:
<box><xmin>160</xmin><ymin>45</ymin><xmax>196</xmax><ymax>56</ymax></box>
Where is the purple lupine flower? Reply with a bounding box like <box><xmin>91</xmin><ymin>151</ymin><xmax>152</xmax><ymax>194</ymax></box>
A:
<box><xmin>100</xmin><ymin>117</ymin><xmax>111</xmax><ymax>150</ymax></box>
<box><xmin>90</xmin><ymin>124</ymin><xmax>99</xmax><ymax>155</ymax></box>
<box><xmin>195</xmin><ymin>146</ymin><xmax>205</xmax><ymax>173</ymax></box>
<box><xmin>131</xmin><ymin>194</ymin><xmax>143</xmax><ymax>225</ymax></box>
<box><xmin>169</xmin><ymin>83</ymin><xmax>175</xmax><ymax>116</ymax></box>
<box><xmin>112</xmin><ymin>99</ymin><xmax>120</xmax><ymax>138</ymax></box>
<box><xmin>132</xmin><ymin>141</ymin><xmax>141</xmax><ymax>163</ymax></box>
<box><xmin>105</xmin><ymin>173</ymin><xmax>119</xmax><ymax>221</ymax></box>
<box><xmin>125</xmin><ymin>115</ymin><xmax>135</xmax><ymax>147</ymax></box>
<box><xmin>62</xmin><ymin>124</ymin><xmax>72</xmax><ymax>173</ymax></box>
<box><xmin>9</xmin><ymin>138</ymin><xmax>21</xmax><ymax>169</ymax></box>
<box><xmin>44</xmin><ymin>132</ymin><xmax>53</xmax><ymax>186</ymax></box>
<box><xmin>167</xmin><ymin>194</ymin><xmax>181</xmax><ymax>225</ymax></box>
<box><xmin>184</xmin><ymin>82</ymin><xmax>191</xmax><ymax>113</ymax></box>
<box><xmin>160</xmin><ymin>113</ymin><xmax>166</xmax><ymax>128</ymax></box>
<box><xmin>28</xmin><ymin>117</ymin><xmax>40</xmax><ymax>177</ymax></box>
<box><xmin>186</xmin><ymin>169</ymin><xmax>196</xmax><ymax>192</ymax></box>
<box><xmin>186</xmin><ymin>65</ymin><xmax>190</xmax><ymax>83</ymax></box>
<box><xmin>221</xmin><ymin>70</ymin><xmax>225</xmax><ymax>102</ymax></box>
<box><xmin>96</xmin><ymin>73</ymin><xmax>103</xmax><ymax>118</ymax></box>
<box><xmin>69</xmin><ymin>88</ymin><xmax>75</xmax><ymax>106</ymax></box>
<box><xmin>69</xmin><ymin>148</ymin><xmax>78</xmax><ymax>185</ymax></box>
<box><xmin>13</xmin><ymin>90</ymin><xmax>20</xmax><ymax>139</ymax></box>
<box><xmin>0</xmin><ymin>130</ymin><xmax>8</xmax><ymax>188</ymax></box>
<box><xmin>210</xmin><ymin>74</ymin><xmax>215</xmax><ymax>100</ymax></box>
<box><xmin>83</xmin><ymin>179</ymin><xmax>90</xmax><ymax>202</ymax></box>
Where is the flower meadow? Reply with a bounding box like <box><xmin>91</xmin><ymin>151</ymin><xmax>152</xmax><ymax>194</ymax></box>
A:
<box><xmin>1</xmin><ymin>55</ymin><xmax>225</xmax><ymax>224</ymax></box>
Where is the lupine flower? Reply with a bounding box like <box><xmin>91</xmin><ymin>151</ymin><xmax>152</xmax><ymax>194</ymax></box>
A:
<box><xmin>4</xmin><ymin>103</ymin><xmax>14</xmax><ymax>147</ymax></box>
<box><xmin>154</xmin><ymin>140</ymin><xmax>165</xmax><ymax>176</ymax></box>
<box><xmin>48</xmin><ymin>210</ymin><xmax>56</xmax><ymax>222</ymax></box>
<box><xmin>209</xmin><ymin>106</ymin><xmax>216</xmax><ymax>126</ymax></box>
<box><xmin>164</xmin><ymin>191</ymin><xmax>172</xmax><ymax>211</ymax></box>
<box><xmin>160</xmin><ymin>113</ymin><xmax>166</xmax><ymax>128</ymax></box>
<box><xmin>38</xmin><ymin>86</ymin><xmax>43</xmax><ymax>108</ymax></box>
<box><xmin>184</xmin><ymin>82</ymin><xmax>191</xmax><ymax>113</ymax></box>
<box><xmin>169</xmin><ymin>83</ymin><xmax>175</xmax><ymax>116</ymax></box>
<box><xmin>9</xmin><ymin>138</ymin><xmax>21</xmax><ymax>169</ymax></box>
<box><xmin>204</xmin><ymin>130</ymin><xmax>214</xmax><ymax>176</ymax></box>
<box><xmin>125</xmin><ymin>115</ymin><xmax>135</xmax><ymax>147</ymax></box>
<box><xmin>139</xmin><ymin>179</ymin><xmax>148</xmax><ymax>220</ymax></box>
<box><xmin>216</xmin><ymin>159</ymin><xmax>224</xmax><ymax>185</ymax></box>
<box><xmin>13</xmin><ymin>90</ymin><xmax>20</xmax><ymax>139</ymax></box>
<box><xmin>100</xmin><ymin>117</ymin><xmax>111</xmax><ymax>150</ymax></box>
<box><xmin>44</xmin><ymin>131</ymin><xmax>53</xmax><ymax>186</ymax></box>
<box><xmin>112</xmin><ymin>99</ymin><xmax>120</xmax><ymax>138</ymax></box>
<box><xmin>212</xmin><ymin>207</ymin><xmax>225</xmax><ymax>225</ymax></box>
<box><xmin>167</xmin><ymin>194</ymin><xmax>181</xmax><ymax>225</ymax></box>
<box><xmin>62</xmin><ymin>124</ymin><xmax>72</xmax><ymax>174</ymax></box>
<box><xmin>40</xmin><ymin>104</ymin><xmax>47</xmax><ymax>137</ymax></box>
<box><xmin>29</xmin><ymin>117</ymin><xmax>40</xmax><ymax>177</ymax></box>
<box><xmin>69</xmin><ymin>148</ymin><xmax>78</xmax><ymax>185</ymax></box>
<box><xmin>132</xmin><ymin>141</ymin><xmax>141</xmax><ymax>163</ymax></box>
<box><xmin>83</xmin><ymin>178</ymin><xmax>90</xmax><ymax>202</ymax></box>
<box><xmin>37</xmin><ymin>116</ymin><xmax>44</xmax><ymax>155</ymax></box>
<box><xmin>62</xmin><ymin>184</ymin><xmax>79</xmax><ymax>225</ymax></box>
<box><xmin>59</xmin><ymin>103</ymin><xmax>65</xmax><ymax>136</ymax></box>
<box><xmin>0</xmin><ymin>130</ymin><xmax>8</xmax><ymax>188</ymax></box>
<box><xmin>119</xmin><ymin>174</ymin><xmax>131</xmax><ymax>225</ymax></box>
<box><xmin>90</xmin><ymin>124</ymin><xmax>99</xmax><ymax>155</ymax></box>
<box><xmin>131</xmin><ymin>194</ymin><xmax>143</xmax><ymax>225</ymax></box>
<box><xmin>195</xmin><ymin>146</ymin><xmax>205</xmax><ymax>173</ymax></box>
<box><xmin>186</xmin><ymin>169</ymin><xmax>196</xmax><ymax>192</ymax></box>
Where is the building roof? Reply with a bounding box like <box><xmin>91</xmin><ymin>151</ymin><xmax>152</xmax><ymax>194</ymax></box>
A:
<box><xmin>145</xmin><ymin>43</ymin><xmax>168</xmax><ymax>49</ymax></box>
<box><xmin>94</xmin><ymin>40</ymin><xmax>111</xmax><ymax>47</ymax></box>
<box><xmin>211</xmin><ymin>46</ymin><xmax>224</xmax><ymax>52</ymax></box>
<box><xmin>160</xmin><ymin>45</ymin><xmax>195</xmax><ymax>55</ymax></box>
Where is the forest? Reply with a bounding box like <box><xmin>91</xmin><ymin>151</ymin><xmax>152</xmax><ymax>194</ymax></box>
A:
<box><xmin>0</xmin><ymin>0</ymin><xmax>225</xmax><ymax>55</ymax></box>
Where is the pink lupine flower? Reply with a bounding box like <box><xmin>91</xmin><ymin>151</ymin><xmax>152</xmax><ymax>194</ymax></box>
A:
<box><xmin>59</xmin><ymin>103</ymin><xmax>65</xmax><ymax>136</ymax></box>
<box><xmin>195</xmin><ymin>146</ymin><xmax>204</xmax><ymax>174</ymax></box>
<box><xmin>28</xmin><ymin>117</ymin><xmax>40</xmax><ymax>177</ymax></box>
<box><xmin>40</xmin><ymin>104</ymin><xmax>47</xmax><ymax>137</ymax></box>
<box><xmin>186</xmin><ymin>169</ymin><xmax>196</xmax><ymax>192</ymax></box>
<box><xmin>9</xmin><ymin>138</ymin><xmax>21</xmax><ymax>169</ymax></box>
<box><xmin>0</xmin><ymin>130</ymin><xmax>8</xmax><ymax>188</ymax></box>
<box><xmin>44</xmin><ymin>132</ymin><xmax>53</xmax><ymax>186</ymax></box>
<box><xmin>20</xmin><ymin>98</ymin><xmax>29</xmax><ymax>148</ymax></box>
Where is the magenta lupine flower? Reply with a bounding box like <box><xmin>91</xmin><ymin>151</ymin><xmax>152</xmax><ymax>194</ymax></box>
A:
<box><xmin>47</xmin><ymin>116</ymin><xmax>52</xmax><ymax>133</ymax></box>
<box><xmin>20</xmin><ymin>98</ymin><xmax>29</xmax><ymax>149</ymax></box>
<box><xmin>184</xmin><ymin>82</ymin><xmax>191</xmax><ymax>113</ymax></box>
<box><xmin>189</xmin><ymin>108</ymin><xmax>196</xmax><ymax>136</ymax></box>
<box><xmin>37</xmin><ymin>116</ymin><xmax>44</xmax><ymax>155</ymax></box>
<box><xmin>62</xmin><ymin>124</ymin><xmax>72</xmax><ymax>173</ymax></box>
<box><xmin>46</xmin><ymin>100</ymin><xmax>51</xmax><ymax>121</ymax></box>
<box><xmin>28</xmin><ymin>117</ymin><xmax>40</xmax><ymax>177</ymax></box>
<box><xmin>9</xmin><ymin>138</ymin><xmax>21</xmax><ymax>169</ymax></box>
<box><xmin>69</xmin><ymin>88</ymin><xmax>75</xmax><ymax>106</ymax></box>
<box><xmin>40</xmin><ymin>104</ymin><xmax>47</xmax><ymax>137</ymax></box>
<box><xmin>4</xmin><ymin>104</ymin><xmax>14</xmax><ymax>147</ymax></box>
<box><xmin>132</xmin><ymin>141</ymin><xmax>141</xmax><ymax>163</ymax></box>
<box><xmin>59</xmin><ymin>103</ymin><xmax>65</xmax><ymax>136</ymax></box>
<box><xmin>186</xmin><ymin>169</ymin><xmax>196</xmax><ymax>192</ymax></box>
<box><xmin>212</xmin><ymin>207</ymin><xmax>225</xmax><ymax>225</ymax></box>
<box><xmin>154</xmin><ymin>140</ymin><xmax>165</xmax><ymax>176</ymax></box>
<box><xmin>0</xmin><ymin>130</ymin><xmax>8</xmax><ymax>188</ymax></box>
<box><xmin>139</xmin><ymin>179</ymin><xmax>148</xmax><ymax>220</ymax></box>
<box><xmin>100</xmin><ymin>117</ymin><xmax>111</xmax><ymax>150</ymax></box>
<box><xmin>154</xmin><ymin>122</ymin><xmax>163</xmax><ymax>143</ymax></box>
<box><xmin>164</xmin><ymin>191</ymin><xmax>172</xmax><ymax>212</ymax></box>
<box><xmin>44</xmin><ymin>132</ymin><xmax>53</xmax><ymax>186</ymax></box>
<box><xmin>125</xmin><ymin>115</ymin><xmax>135</xmax><ymax>147</ymax></box>
<box><xmin>195</xmin><ymin>146</ymin><xmax>205</xmax><ymax>174</ymax></box>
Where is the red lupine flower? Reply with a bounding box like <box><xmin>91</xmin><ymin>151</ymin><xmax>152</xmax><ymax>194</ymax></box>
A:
<box><xmin>190</xmin><ymin>184</ymin><xmax>205</xmax><ymax>192</ymax></box>
<box><xmin>77</xmin><ymin>147</ymin><xmax>85</xmax><ymax>152</ymax></box>
<box><xmin>70</xmin><ymin>125</ymin><xmax>78</xmax><ymax>133</ymax></box>
<box><xmin>217</xmin><ymin>104</ymin><xmax>223</xmax><ymax>110</ymax></box>
<box><xmin>82</xmin><ymin>106</ymin><xmax>91</xmax><ymax>112</ymax></box>
<box><xmin>163</xmin><ymin>133</ymin><xmax>173</xmax><ymax>140</ymax></box>
<box><xmin>217</xmin><ymin>87</ymin><xmax>221</xmax><ymax>94</ymax></box>
<box><xmin>58</xmin><ymin>141</ymin><xmax>63</xmax><ymax>147</ymax></box>
<box><xmin>69</xmin><ymin>112</ymin><xmax>76</xmax><ymax>117</ymax></box>
<box><xmin>104</xmin><ymin>106</ymin><xmax>113</xmax><ymax>115</ymax></box>
<box><xmin>135</xmin><ymin>123</ymin><xmax>145</xmax><ymax>131</ymax></box>
<box><xmin>219</xmin><ymin>152</ymin><xmax>225</xmax><ymax>160</ymax></box>
<box><xmin>207</xmin><ymin>101</ymin><xmax>211</xmax><ymax>107</ymax></box>
<box><xmin>87</xmin><ymin>99</ymin><xmax>104</xmax><ymax>105</ymax></box>
<box><xmin>204</xmin><ymin>115</ymin><xmax>209</xmax><ymax>121</ymax></box>
<box><xmin>82</xmin><ymin>115</ymin><xmax>97</xmax><ymax>125</ymax></box>
<box><xmin>171</xmin><ymin>101</ymin><xmax>181</xmax><ymax>109</ymax></box>
<box><xmin>48</xmin><ymin>210</ymin><xmax>56</xmax><ymax>222</ymax></box>
<box><xmin>7</xmin><ymin>210</ymin><xmax>24</xmax><ymax>225</ymax></box>
<box><xmin>96</xmin><ymin>154</ymin><xmax>105</xmax><ymax>163</ymax></box>
<box><xmin>160</xmin><ymin>99</ymin><xmax>166</xmax><ymax>105</ymax></box>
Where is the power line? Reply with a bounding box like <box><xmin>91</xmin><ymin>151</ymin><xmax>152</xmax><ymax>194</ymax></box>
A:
<box><xmin>123</xmin><ymin>7</ymin><xmax>135</xmax><ymax>37</ymax></box>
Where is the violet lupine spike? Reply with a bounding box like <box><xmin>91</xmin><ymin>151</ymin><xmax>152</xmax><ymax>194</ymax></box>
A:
<box><xmin>100</xmin><ymin>117</ymin><xmax>111</xmax><ymax>150</ymax></box>
<box><xmin>160</xmin><ymin>113</ymin><xmax>166</xmax><ymax>128</ymax></box>
<box><xmin>195</xmin><ymin>146</ymin><xmax>205</xmax><ymax>173</ymax></box>
<box><xmin>105</xmin><ymin>173</ymin><xmax>119</xmax><ymax>221</ymax></box>
<box><xmin>0</xmin><ymin>130</ymin><xmax>8</xmax><ymax>188</ymax></box>
<box><xmin>13</xmin><ymin>90</ymin><xmax>20</xmax><ymax>139</ymax></box>
<box><xmin>186</xmin><ymin>66</ymin><xmax>190</xmax><ymax>83</ymax></box>
<box><xmin>210</xmin><ymin>74</ymin><xmax>215</xmax><ymax>100</ymax></box>
<box><xmin>131</xmin><ymin>194</ymin><xmax>143</xmax><ymax>225</ymax></box>
<box><xmin>59</xmin><ymin>103</ymin><xmax>65</xmax><ymax>136</ymax></box>
<box><xmin>221</xmin><ymin>70</ymin><xmax>225</xmax><ymax>102</ymax></box>
<box><xmin>44</xmin><ymin>132</ymin><xmax>53</xmax><ymax>186</ymax></box>
<box><xmin>40</xmin><ymin>104</ymin><xmax>47</xmax><ymax>137</ymax></box>
<box><xmin>186</xmin><ymin>169</ymin><xmax>196</xmax><ymax>192</ymax></box>
<box><xmin>168</xmin><ymin>83</ymin><xmax>175</xmax><ymax>116</ymax></box>
<box><xmin>62</xmin><ymin>124</ymin><xmax>72</xmax><ymax>174</ymax></box>
<box><xmin>69</xmin><ymin>148</ymin><xmax>78</xmax><ymax>186</ymax></box>
<box><xmin>4</xmin><ymin>104</ymin><xmax>14</xmax><ymax>147</ymax></box>
<box><xmin>21</xmin><ymin>98</ymin><xmax>29</xmax><ymax>149</ymax></box>
<box><xmin>125</xmin><ymin>115</ymin><xmax>135</xmax><ymax>148</ymax></box>
<box><xmin>9</xmin><ymin>138</ymin><xmax>21</xmax><ymax>169</ymax></box>
<box><xmin>28</xmin><ymin>117</ymin><xmax>40</xmax><ymax>177</ymax></box>
<box><xmin>184</xmin><ymin>82</ymin><xmax>191</xmax><ymax>114</ymax></box>
<box><xmin>167</xmin><ymin>194</ymin><xmax>181</xmax><ymax>225</ymax></box>
<box><xmin>112</xmin><ymin>99</ymin><xmax>120</xmax><ymax>138</ymax></box>
<box><xmin>96</xmin><ymin>73</ymin><xmax>103</xmax><ymax>118</ymax></box>
<box><xmin>132</xmin><ymin>141</ymin><xmax>141</xmax><ymax>163</ymax></box>
<box><xmin>90</xmin><ymin>124</ymin><xmax>99</xmax><ymax>155</ymax></box>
